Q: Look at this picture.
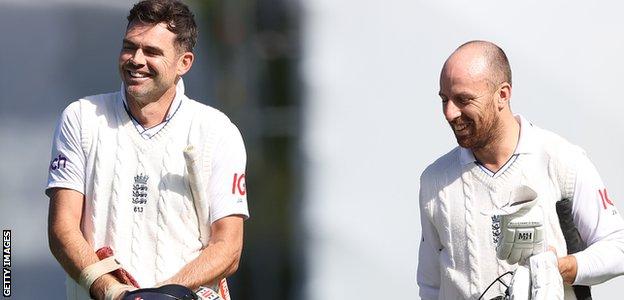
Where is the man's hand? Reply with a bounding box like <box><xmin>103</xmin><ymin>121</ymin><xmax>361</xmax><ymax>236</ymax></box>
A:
<box><xmin>557</xmin><ymin>255</ymin><xmax>578</xmax><ymax>285</ymax></box>
<box><xmin>90</xmin><ymin>275</ymin><xmax>135</xmax><ymax>300</ymax></box>
<box><xmin>157</xmin><ymin>215</ymin><xmax>244</xmax><ymax>290</ymax></box>
<box><xmin>49</xmin><ymin>189</ymin><xmax>136</xmax><ymax>300</ymax></box>
<box><xmin>90</xmin><ymin>274</ymin><xmax>123</xmax><ymax>299</ymax></box>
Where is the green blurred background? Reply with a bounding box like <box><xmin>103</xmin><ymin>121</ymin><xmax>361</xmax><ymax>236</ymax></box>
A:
<box><xmin>0</xmin><ymin>0</ymin><xmax>302</xmax><ymax>299</ymax></box>
<box><xmin>191</xmin><ymin>1</ymin><xmax>303</xmax><ymax>299</ymax></box>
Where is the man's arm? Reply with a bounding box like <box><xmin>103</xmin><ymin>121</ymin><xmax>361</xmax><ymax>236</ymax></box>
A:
<box><xmin>159</xmin><ymin>121</ymin><xmax>248</xmax><ymax>290</ymax></box>
<box><xmin>48</xmin><ymin>188</ymin><xmax>123</xmax><ymax>299</ymax></box>
<box><xmin>417</xmin><ymin>175</ymin><xmax>442</xmax><ymax>300</ymax></box>
<box><xmin>559</xmin><ymin>154</ymin><xmax>624</xmax><ymax>286</ymax></box>
<box><xmin>159</xmin><ymin>215</ymin><xmax>244</xmax><ymax>289</ymax></box>
<box><xmin>417</xmin><ymin>216</ymin><xmax>442</xmax><ymax>300</ymax></box>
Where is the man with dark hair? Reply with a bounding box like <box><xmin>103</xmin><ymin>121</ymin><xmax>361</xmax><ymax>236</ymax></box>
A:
<box><xmin>416</xmin><ymin>40</ymin><xmax>624</xmax><ymax>299</ymax></box>
<box><xmin>127</xmin><ymin>0</ymin><xmax>198</xmax><ymax>52</ymax></box>
<box><xmin>47</xmin><ymin>1</ymin><xmax>249</xmax><ymax>299</ymax></box>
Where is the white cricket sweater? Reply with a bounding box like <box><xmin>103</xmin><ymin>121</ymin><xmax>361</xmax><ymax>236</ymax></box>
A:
<box><xmin>56</xmin><ymin>89</ymin><xmax>247</xmax><ymax>299</ymax></box>
<box><xmin>418</xmin><ymin>118</ymin><xmax>601</xmax><ymax>300</ymax></box>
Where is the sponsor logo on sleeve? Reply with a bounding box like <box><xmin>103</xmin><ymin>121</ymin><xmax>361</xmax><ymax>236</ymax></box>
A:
<box><xmin>231</xmin><ymin>173</ymin><xmax>246</xmax><ymax>201</ymax></box>
<box><xmin>599</xmin><ymin>188</ymin><xmax>617</xmax><ymax>215</ymax></box>
<box><xmin>49</xmin><ymin>154</ymin><xmax>68</xmax><ymax>170</ymax></box>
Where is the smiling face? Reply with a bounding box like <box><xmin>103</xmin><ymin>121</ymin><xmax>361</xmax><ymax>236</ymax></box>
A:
<box><xmin>438</xmin><ymin>49</ymin><xmax>502</xmax><ymax>150</ymax></box>
<box><xmin>118</xmin><ymin>21</ymin><xmax>193</xmax><ymax>105</ymax></box>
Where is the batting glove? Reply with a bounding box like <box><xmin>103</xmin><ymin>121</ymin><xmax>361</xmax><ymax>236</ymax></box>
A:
<box><xmin>497</xmin><ymin>202</ymin><xmax>545</xmax><ymax>265</ymax></box>
<box><xmin>490</xmin><ymin>185</ymin><xmax>545</xmax><ymax>265</ymax></box>
<box><xmin>529</xmin><ymin>251</ymin><xmax>564</xmax><ymax>300</ymax></box>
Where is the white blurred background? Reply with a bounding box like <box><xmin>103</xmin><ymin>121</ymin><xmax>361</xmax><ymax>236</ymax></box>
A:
<box><xmin>302</xmin><ymin>0</ymin><xmax>624</xmax><ymax>299</ymax></box>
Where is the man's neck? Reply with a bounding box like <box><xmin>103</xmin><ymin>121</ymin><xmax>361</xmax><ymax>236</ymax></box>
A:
<box><xmin>472</xmin><ymin>115</ymin><xmax>520</xmax><ymax>173</ymax></box>
<box><xmin>126</xmin><ymin>87</ymin><xmax>176</xmax><ymax>128</ymax></box>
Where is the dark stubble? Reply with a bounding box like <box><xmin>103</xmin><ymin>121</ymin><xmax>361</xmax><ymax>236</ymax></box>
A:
<box><xmin>455</xmin><ymin>97</ymin><xmax>502</xmax><ymax>150</ymax></box>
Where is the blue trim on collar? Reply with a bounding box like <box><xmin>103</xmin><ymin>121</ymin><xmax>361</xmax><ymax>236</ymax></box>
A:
<box><xmin>119</xmin><ymin>79</ymin><xmax>186</xmax><ymax>139</ymax></box>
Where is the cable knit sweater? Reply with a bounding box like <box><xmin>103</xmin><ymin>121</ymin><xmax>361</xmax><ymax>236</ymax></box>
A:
<box><xmin>62</xmin><ymin>91</ymin><xmax>235</xmax><ymax>299</ymax></box>
<box><xmin>417</xmin><ymin>119</ymin><xmax>583</xmax><ymax>299</ymax></box>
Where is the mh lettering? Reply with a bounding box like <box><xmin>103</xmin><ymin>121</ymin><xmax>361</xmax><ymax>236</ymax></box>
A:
<box><xmin>518</xmin><ymin>232</ymin><xmax>532</xmax><ymax>241</ymax></box>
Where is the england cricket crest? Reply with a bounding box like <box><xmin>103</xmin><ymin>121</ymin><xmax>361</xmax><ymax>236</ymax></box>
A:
<box><xmin>491</xmin><ymin>215</ymin><xmax>501</xmax><ymax>245</ymax></box>
<box><xmin>132</xmin><ymin>173</ymin><xmax>149</xmax><ymax>213</ymax></box>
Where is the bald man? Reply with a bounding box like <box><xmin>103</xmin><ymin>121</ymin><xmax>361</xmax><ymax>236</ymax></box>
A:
<box><xmin>416</xmin><ymin>41</ymin><xmax>624</xmax><ymax>299</ymax></box>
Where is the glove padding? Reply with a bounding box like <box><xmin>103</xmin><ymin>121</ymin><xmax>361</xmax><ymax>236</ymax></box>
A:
<box><xmin>506</xmin><ymin>252</ymin><xmax>563</xmax><ymax>300</ymax></box>
<box><xmin>195</xmin><ymin>286</ymin><xmax>225</xmax><ymax>300</ymax></box>
<box><xmin>508</xmin><ymin>265</ymin><xmax>530</xmax><ymax>300</ymax></box>
<box><xmin>495</xmin><ymin>186</ymin><xmax>545</xmax><ymax>265</ymax></box>
<box><xmin>529</xmin><ymin>251</ymin><xmax>564</xmax><ymax>300</ymax></box>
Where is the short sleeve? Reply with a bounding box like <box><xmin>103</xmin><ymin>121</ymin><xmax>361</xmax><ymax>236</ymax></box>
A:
<box><xmin>46</xmin><ymin>101</ymin><xmax>85</xmax><ymax>196</ymax></box>
<box><xmin>208</xmin><ymin>122</ymin><xmax>249</xmax><ymax>222</ymax></box>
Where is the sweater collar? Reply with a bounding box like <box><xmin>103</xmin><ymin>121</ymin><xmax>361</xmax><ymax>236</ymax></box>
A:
<box><xmin>119</xmin><ymin>78</ymin><xmax>186</xmax><ymax>123</ymax></box>
<box><xmin>459</xmin><ymin>114</ymin><xmax>537</xmax><ymax>166</ymax></box>
<box><xmin>119</xmin><ymin>79</ymin><xmax>187</xmax><ymax>139</ymax></box>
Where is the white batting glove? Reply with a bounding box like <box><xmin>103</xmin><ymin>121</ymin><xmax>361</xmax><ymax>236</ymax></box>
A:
<box><xmin>507</xmin><ymin>252</ymin><xmax>563</xmax><ymax>300</ymax></box>
<box><xmin>493</xmin><ymin>186</ymin><xmax>545</xmax><ymax>265</ymax></box>
<box><xmin>508</xmin><ymin>265</ymin><xmax>530</xmax><ymax>300</ymax></box>
<box><xmin>529</xmin><ymin>251</ymin><xmax>564</xmax><ymax>300</ymax></box>
<box><xmin>497</xmin><ymin>203</ymin><xmax>545</xmax><ymax>265</ymax></box>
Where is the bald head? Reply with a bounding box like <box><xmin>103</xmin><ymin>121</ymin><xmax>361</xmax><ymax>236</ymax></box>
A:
<box><xmin>442</xmin><ymin>40</ymin><xmax>512</xmax><ymax>88</ymax></box>
<box><xmin>438</xmin><ymin>40</ymin><xmax>516</xmax><ymax>152</ymax></box>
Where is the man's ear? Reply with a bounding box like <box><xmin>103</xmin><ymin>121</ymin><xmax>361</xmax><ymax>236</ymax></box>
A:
<box><xmin>177</xmin><ymin>52</ymin><xmax>194</xmax><ymax>76</ymax></box>
<box><xmin>497</xmin><ymin>82</ymin><xmax>512</xmax><ymax>110</ymax></box>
